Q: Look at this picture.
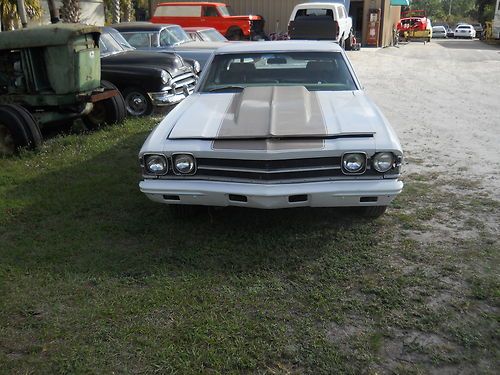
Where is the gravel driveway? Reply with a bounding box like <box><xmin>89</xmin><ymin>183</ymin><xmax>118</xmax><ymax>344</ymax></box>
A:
<box><xmin>348</xmin><ymin>39</ymin><xmax>500</xmax><ymax>199</ymax></box>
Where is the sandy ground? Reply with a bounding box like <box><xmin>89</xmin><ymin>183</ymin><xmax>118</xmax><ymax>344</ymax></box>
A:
<box><xmin>347</xmin><ymin>39</ymin><xmax>500</xmax><ymax>200</ymax></box>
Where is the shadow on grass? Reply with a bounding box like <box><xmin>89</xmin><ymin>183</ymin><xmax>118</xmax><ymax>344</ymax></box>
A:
<box><xmin>0</xmin><ymin>132</ymin><xmax>379</xmax><ymax>278</ymax></box>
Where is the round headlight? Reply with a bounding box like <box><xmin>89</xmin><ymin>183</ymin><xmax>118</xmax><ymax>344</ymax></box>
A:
<box><xmin>161</xmin><ymin>70</ymin><xmax>171</xmax><ymax>85</ymax></box>
<box><xmin>145</xmin><ymin>155</ymin><xmax>168</xmax><ymax>175</ymax></box>
<box><xmin>173</xmin><ymin>154</ymin><xmax>196</xmax><ymax>174</ymax></box>
<box><xmin>372</xmin><ymin>152</ymin><xmax>394</xmax><ymax>173</ymax></box>
<box><xmin>193</xmin><ymin>60</ymin><xmax>201</xmax><ymax>74</ymax></box>
<box><xmin>342</xmin><ymin>153</ymin><xmax>366</xmax><ymax>174</ymax></box>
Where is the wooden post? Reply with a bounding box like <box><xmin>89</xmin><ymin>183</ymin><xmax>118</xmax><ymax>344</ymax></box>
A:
<box><xmin>47</xmin><ymin>0</ymin><xmax>60</xmax><ymax>23</ymax></box>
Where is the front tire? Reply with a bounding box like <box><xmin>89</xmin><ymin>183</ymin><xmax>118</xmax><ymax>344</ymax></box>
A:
<box><xmin>82</xmin><ymin>80</ymin><xmax>126</xmax><ymax>129</ymax></box>
<box><xmin>0</xmin><ymin>104</ymin><xmax>42</xmax><ymax>157</ymax></box>
<box><xmin>227</xmin><ymin>27</ymin><xmax>244</xmax><ymax>41</ymax></box>
<box><xmin>123</xmin><ymin>88</ymin><xmax>154</xmax><ymax>117</ymax></box>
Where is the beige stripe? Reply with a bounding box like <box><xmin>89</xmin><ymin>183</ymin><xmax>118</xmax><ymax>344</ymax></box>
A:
<box><xmin>216</xmin><ymin>86</ymin><xmax>327</xmax><ymax>139</ymax></box>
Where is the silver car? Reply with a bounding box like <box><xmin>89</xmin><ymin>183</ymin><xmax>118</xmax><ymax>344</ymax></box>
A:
<box><xmin>139</xmin><ymin>41</ymin><xmax>404</xmax><ymax>218</ymax></box>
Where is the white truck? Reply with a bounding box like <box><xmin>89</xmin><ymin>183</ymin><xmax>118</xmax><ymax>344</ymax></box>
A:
<box><xmin>288</xmin><ymin>2</ymin><xmax>354</xmax><ymax>49</ymax></box>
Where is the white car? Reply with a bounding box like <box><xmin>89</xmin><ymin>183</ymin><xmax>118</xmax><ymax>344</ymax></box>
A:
<box><xmin>454</xmin><ymin>24</ymin><xmax>476</xmax><ymax>39</ymax></box>
<box><xmin>432</xmin><ymin>26</ymin><xmax>447</xmax><ymax>38</ymax></box>
<box><xmin>139</xmin><ymin>41</ymin><xmax>404</xmax><ymax>217</ymax></box>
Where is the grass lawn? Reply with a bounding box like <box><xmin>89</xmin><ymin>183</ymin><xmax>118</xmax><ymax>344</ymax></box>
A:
<box><xmin>0</xmin><ymin>118</ymin><xmax>498</xmax><ymax>374</ymax></box>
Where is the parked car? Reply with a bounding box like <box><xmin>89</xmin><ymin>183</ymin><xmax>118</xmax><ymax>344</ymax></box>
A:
<box><xmin>138</xmin><ymin>41</ymin><xmax>404</xmax><ymax>218</ymax></box>
<box><xmin>454</xmin><ymin>24</ymin><xmax>476</xmax><ymax>39</ymax></box>
<box><xmin>471</xmin><ymin>23</ymin><xmax>484</xmax><ymax>39</ymax></box>
<box><xmin>184</xmin><ymin>26</ymin><xmax>228</xmax><ymax>42</ymax></box>
<box><xmin>446</xmin><ymin>27</ymin><xmax>454</xmax><ymax>38</ymax></box>
<box><xmin>431</xmin><ymin>25</ymin><xmax>447</xmax><ymax>38</ymax></box>
<box><xmin>397</xmin><ymin>10</ymin><xmax>432</xmax><ymax>42</ymax></box>
<box><xmin>99</xmin><ymin>27</ymin><xmax>198</xmax><ymax>116</ymax></box>
<box><xmin>288</xmin><ymin>2</ymin><xmax>354</xmax><ymax>49</ymax></box>
<box><xmin>0</xmin><ymin>24</ymin><xmax>126</xmax><ymax>156</ymax></box>
<box><xmin>151</xmin><ymin>2</ymin><xmax>266</xmax><ymax>40</ymax></box>
<box><xmin>113</xmin><ymin>22</ymin><xmax>224</xmax><ymax>71</ymax></box>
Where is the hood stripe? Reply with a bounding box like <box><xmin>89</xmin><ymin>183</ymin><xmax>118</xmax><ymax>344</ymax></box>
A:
<box><xmin>215</xmin><ymin>86</ymin><xmax>328</xmax><ymax>139</ymax></box>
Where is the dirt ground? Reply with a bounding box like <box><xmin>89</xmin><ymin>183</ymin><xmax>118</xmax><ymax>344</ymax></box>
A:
<box><xmin>347</xmin><ymin>39</ymin><xmax>500</xmax><ymax>199</ymax></box>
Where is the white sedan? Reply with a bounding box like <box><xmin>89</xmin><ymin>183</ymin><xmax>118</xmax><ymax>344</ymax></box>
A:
<box><xmin>138</xmin><ymin>41</ymin><xmax>404</xmax><ymax>218</ymax></box>
<box><xmin>454</xmin><ymin>24</ymin><xmax>476</xmax><ymax>39</ymax></box>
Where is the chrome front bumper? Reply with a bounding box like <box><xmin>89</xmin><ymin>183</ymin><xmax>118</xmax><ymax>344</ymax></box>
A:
<box><xmin>139</xmin><ymin>179</ymin><xmax>404</xmax><ymax>209</ymax></box>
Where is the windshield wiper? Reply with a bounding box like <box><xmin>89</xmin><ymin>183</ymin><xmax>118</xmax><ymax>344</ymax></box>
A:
<box><xmin>208</xmin><ymin>86</ymin><xmax>245</xmax><ymax>92</ymax></box>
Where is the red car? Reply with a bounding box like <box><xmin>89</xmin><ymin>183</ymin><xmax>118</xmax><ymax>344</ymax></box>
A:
<box><xmin>151</xmin><ymin>2</ymin><xmax>265</xmax><ymax>40</ymax></box>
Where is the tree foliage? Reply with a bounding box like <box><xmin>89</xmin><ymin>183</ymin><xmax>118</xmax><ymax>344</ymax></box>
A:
<box><xmin>408</xmin><ymin>0</ymin><xmax>494</xmax><ymax>24</ymax></box>
<box><xmin>0</xmin><ymin>0</ymin><xmax>42</xmax><ymax>29</ymax></box>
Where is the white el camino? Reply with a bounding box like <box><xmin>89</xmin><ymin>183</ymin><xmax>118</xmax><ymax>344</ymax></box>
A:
<box><xmin>139</xmin><ymin>41</ymin><xmax>403</xmax><ymax>217</ymax></box>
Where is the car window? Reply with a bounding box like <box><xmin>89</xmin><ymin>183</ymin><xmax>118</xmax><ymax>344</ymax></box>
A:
<box><xmin>122</xmin><ymin>32</ymin><xmax>155</xmax><ymax>48</ymax></box>
<box><xmin>203</xmin><ymin>6</ymin><xmax>219</xmax><ymax>17</ymax></box>
<box><xmin>201</xmin><ymin>52</ymin><xmax>357</xmax><ymax>92</ymax></box>
<box><xmin>161</xmin><ymin>26</ymin><xmax>192</xmax><ymax>46</ymax></box>
<box><xmin>217</xmin><ymin>5</ymin><xmax>234</xmax><ymax>16</ymax></box>
<box><xmin>155</xmin><ymin>5</ymin><xmax>202</xmax><ymax>17</ymax></box>
<box><xmin>295</xmin><ymin>8</ymin><xmax>334</xmax><ymax>19</ymax></box>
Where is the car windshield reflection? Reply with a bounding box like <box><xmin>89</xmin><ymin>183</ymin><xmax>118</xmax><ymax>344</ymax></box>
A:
<box><xmin>200</xmin><ymin>52</ymin><xmax>358</xmax><ymax>93</ymax></box>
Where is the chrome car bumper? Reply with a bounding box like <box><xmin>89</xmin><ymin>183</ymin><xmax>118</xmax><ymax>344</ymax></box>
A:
<box><xmin>139</xmin><ymin>179</ymin><xmax>404</xmax><ymax>209</ymax></box>
<box><xmin>148</xmin><ymin>91</ymin><xmax>190</xmax><ymax>106</ymax></box>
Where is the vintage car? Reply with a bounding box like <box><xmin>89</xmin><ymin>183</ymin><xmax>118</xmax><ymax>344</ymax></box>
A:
<box><xmin>184</xmin><ymin>26</ymin><xmax>228</xmax><ymax>42</ymax></box>
<box><xmin>100</xmin><ymin>27</ymin><xmax>198</xmax><ymax>116</ymax></box>
<box><xmin>138</xmin><ymin>41</ymin><xmax>403</xmax><ymax>217</ymax></box>
<box><xmin>112</xmin><ymin>22</ymin><xmax>225</xmax><ymax>71</ymax></box>
<box><xmin>150</xmin><ymin>2</ymin><xmax>265</xmax><ymax>40</ymax></box>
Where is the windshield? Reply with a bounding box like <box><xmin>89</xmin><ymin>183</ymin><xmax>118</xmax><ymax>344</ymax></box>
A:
<box><xmin>161</xmin><ymin>26</ymin><xmax>193</xmax><ymax>46</ymax></box>
<box><xmin>200</xmin><ymin>29</ymin><xmax>228</xmax><ymax>42</ymax></box>
<box><xmin>99</xmin><ymin>29</ymin><xmax>135</xmax><ymax>56</ymax></box>
<box><xmin>200</xmin><ymin>52</ymin><xmax>357</xmax><ymax>93</ymax></box>
<box><xmin>217</xmin><ymin>5</ymin><xmax>235</xmax><ymax>16</ymax></box>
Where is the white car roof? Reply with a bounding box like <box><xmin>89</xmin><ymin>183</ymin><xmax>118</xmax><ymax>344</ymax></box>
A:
<box><xmin>293</xmin><ymin>2</ymin><xmax>344</xmax><ymax>9</ymax></box>
<box><xmin>214</xmin><ymin>40</ymin><xmax>344</xmax><ymax>54</ymax></box>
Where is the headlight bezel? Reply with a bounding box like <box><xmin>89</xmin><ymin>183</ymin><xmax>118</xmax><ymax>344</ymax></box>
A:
<box><xmin>160</xmin><ymin>70</ymin><xmax>171</xmax><ymax>85</ymax></box>
<box><xmin>143</xmin><ymin>153</ymin><xmax>169</xmax><ymax>176</ymax></box>
<box><xmin>341</xmin><ymin>152</ymin><xmax>367</xmax><ymax>175</ymax></box>
<box><xmin>372</xmin><ymin>152</ymin><xmax>395</xmax><ymax>173</ymax></box>
<box><xmin>172</xmin><ymin>153</ymin><xmax>197</xmax><ymax>175</ymax></box>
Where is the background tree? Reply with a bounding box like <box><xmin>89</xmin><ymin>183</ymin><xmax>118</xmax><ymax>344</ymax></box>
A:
<box><xmin>60</xmin><ymin>0</ymin><xmax>80</xmax><ymax>23</ymax></box>
<box><xmin>0</xmin><ymin>0</ymin><xmax>42</xmax><ymax>29</ymax></box>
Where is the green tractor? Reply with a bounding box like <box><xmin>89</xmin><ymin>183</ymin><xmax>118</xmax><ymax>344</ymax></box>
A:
<box><xmin>0</xmin><ymin>24</ymin><xmax>126</xmax><ymax>156</ymax></box>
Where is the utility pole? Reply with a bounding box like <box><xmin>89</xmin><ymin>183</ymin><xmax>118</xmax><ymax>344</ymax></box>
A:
<box><xmin>16</xmin><ymin>0</ymin><xmax>29</xmax><ymax>28</ymax></box>
<box><xmin>47</xmin><ymin>0</ymin><xmax>60</xmax><ymax>23</ymax></box>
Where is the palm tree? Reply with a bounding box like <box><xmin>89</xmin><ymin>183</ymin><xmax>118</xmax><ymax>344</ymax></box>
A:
<box><xmin>60</xmin><ymin>0</ymin><xmax>80</xmax><ymax>23</ymax></box>
<box><xmin>0</xmin><ymin>0</ymin><xmax>42</xmax><ymax>30</ymax></box>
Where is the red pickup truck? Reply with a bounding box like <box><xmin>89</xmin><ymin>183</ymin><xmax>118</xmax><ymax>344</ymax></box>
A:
<box><xmin>151</xmin><ymin>2</ymin><xmax>265</xmax><ymax>40</ymax></box>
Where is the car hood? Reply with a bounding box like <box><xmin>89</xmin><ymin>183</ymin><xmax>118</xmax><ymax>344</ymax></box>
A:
<box><xmin>101</xmin><ymin>50</ymin><xmax>188</xmax><ymax>71</ymax></box>
<box><xmin>168</xmin><ymin>86</ymin><xmax>383</xmax><ymax>140</ymax></box>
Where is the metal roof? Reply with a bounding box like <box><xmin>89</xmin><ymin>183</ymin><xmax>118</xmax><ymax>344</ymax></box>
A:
<box><xmin>0</xmin><ymin>24</ymin><xmax>101</xmax><ymax>50</ymax></box>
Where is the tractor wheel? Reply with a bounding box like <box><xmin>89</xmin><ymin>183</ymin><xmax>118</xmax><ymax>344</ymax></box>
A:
<box><xmin>82</xmin><ymin>80</ymin><xmax>127</xmax><ymax>129</ymax></box>
<box><xmin>0</xmin><ymin>104</ymin><xmax>42</xmax><ymax>157</ymax></box>
<box><xmin>123</xmin><ymin>88</ymin><xmax>154</xmax><ymax>117</ymax></box>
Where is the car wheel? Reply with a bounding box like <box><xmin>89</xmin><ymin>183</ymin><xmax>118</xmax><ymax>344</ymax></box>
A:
<box><xmin>227</xmin><ymin>27</ymin><xmax>243</xmax><ymax>41</ymax></box>
<box><xmin>83</xmin><ymin>80</ymin><xmax>127</xmax><ymax>129</ymax></box>
<box><xmin>123</xmin><ymin>88</ymin><xmax>154</xmax><ymax>117</ymax></box>
<box><xmin>361</xmin><ymin>206</ymin><xmax>387</xmax><ymax>218</ymax></box>
<box><xmin>0</xmin><ymin>104</ymin><xmax>42</xmax><ymax>157</ymax></box>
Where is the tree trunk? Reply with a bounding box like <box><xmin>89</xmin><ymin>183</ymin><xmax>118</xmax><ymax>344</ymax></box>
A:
<box><xmin>112</xmin><ymin>0</ymin><xmax>120</xmax><ymax>24</ymax></box>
